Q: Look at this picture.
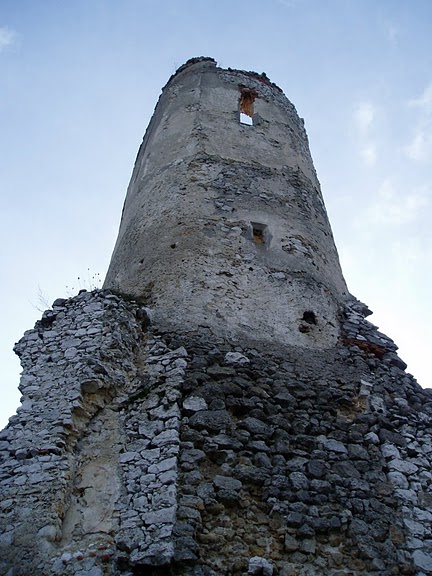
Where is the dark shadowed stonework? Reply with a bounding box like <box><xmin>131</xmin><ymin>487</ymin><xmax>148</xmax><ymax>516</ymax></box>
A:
<box><xmin>1</xmin><ymin>59</ymin><xmax>432</xmax><ymax>576</ymax></box>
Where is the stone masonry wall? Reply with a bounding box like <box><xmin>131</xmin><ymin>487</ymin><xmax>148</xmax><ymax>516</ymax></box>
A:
<box><xmin>0</xmin><ymin>290</ymin><xmax>187</xmax><ymax>575</ymax></box>
<box><xmin>1</xmin><ymin>290</ymin><xmax>432</xmax><ymax>575</ymax></box>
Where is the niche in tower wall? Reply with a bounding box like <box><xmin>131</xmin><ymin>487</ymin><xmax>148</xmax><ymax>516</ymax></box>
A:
<box><xmin>251</xmin><ymin>222</ymin><xmax>269</xmax><ymax>246</ymax></box>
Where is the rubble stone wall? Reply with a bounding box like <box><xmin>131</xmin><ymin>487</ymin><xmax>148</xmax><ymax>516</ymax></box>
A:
<box><xmin>1</xmin><ymin>290</ymin><xmax>432</xmax><ymax>576</ymax></box>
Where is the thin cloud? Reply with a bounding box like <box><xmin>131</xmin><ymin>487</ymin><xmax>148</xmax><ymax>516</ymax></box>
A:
<box><xmin>385</xmin><ymin>23</ymin><xmax>400</xmax><ymax>46</ymax></box>
<box><xmin>354</xmin><ymin>101</ymin><xmax>375</xmax><ymax>134</ymax></box>
<box><xmin>277</xmin><ymin>0</ymin><xmax>302</xmax><ymax>7</ymax></box>
<box><xmin>366</xmin><ymin>180</ymin><xmax>429</xmax><ymax>226</ymax></box>
<box><xmin>354</xmin><ymin>102</ymin><xmax>377</xmax><ymax>166</ymax></box>
<box><xmin>405</xmin><ymin>83</ymin><xmax>432</xmax><ymax>162</ymax></box>
<box><xmin>405</xmin><ymin>129</ymin><xmax>430</xmax><ymax>162</ymax></box>
<box><xmin>409</xmin><ymin>83</ymin><xmax>432</xmax><ymax>114</ymax></box>
<box><xmin>360</xmin><ymin>143</ymin><xmax>377</xmax><ymax>166</ymax></box>
<box><xmin>0</xmin><ymin>26</ymin><xmax>18</xmax><ymax>53</ymax></box>
<box><xmin>390</xmin><ymin>236</ymin><xmax>432</xmax><ymax>264</ymax></box>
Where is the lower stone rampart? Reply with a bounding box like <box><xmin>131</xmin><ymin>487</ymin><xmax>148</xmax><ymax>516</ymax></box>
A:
<box><xmin>1</xmin><ymin>290</ymin><xmax>432</xmax><ymax>575</ymax></box>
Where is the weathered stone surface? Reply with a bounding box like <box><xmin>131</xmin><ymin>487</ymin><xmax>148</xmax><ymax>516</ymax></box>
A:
<box><xmin>241</xmin><ymin>417</ymin><xmax>274</xmax><ymax>437</ymax></box>
<box><xmin>183</xmin><ymin>396</ymin><xmax>208</xmax><ymax>413</ymax></box>
<box><xmin>412</xmin><ymin>549</ymin><xmax>432</xmax><ymax>571</ymax></box>
<box><xmin>224</xmin><ymin>352</ymin><xmax>250</xmax><ymax>365</ymax></box>
<box><xmin>389</xmin><ymin>458</ymin><xmax>419</xmax><ymax>475</ymax></box>
<box><xmin>318</xmin><ymin>437</ymin><xmax>348</xmax><ymax>454</ymax></box>
<box><xmin>144</xmin><ymin>506</ymin><xmax>177</xmax><ymax>525</ymax></box>
<box><xmin>189</xmin><ymin>410</ymin><xmax>232</xmax><ymax>432</ymax></box>
<box><xmin>248</xmin><ymin>556</ymin><xmax>273</xmax><ymax>575</ymax></box>
<box><xmin>213</xmin><ymin>475</ymin><xmax>242</xmax><ymax>492</ymax></box>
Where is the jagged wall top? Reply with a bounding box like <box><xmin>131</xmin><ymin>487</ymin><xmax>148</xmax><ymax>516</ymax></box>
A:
<box><xmin>164</xmin><ymin>57</ymin><xmax>283</xmax><ymax>94</ymax></box>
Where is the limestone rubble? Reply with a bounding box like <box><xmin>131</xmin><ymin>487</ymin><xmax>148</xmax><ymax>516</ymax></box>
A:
<box><xmin>1</xmin><ymin>289</ymin><xmax>432</xmax><ymax>575</ymax></box>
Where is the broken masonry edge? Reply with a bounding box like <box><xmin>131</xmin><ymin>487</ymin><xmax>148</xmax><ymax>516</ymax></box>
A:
<box><xmin>164</xmin><ymin>56</ymin><xmax>283</xmax><ymax>93</ymax></box>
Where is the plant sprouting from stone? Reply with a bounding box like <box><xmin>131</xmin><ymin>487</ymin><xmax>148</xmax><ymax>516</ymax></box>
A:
<box><xmin>30</xmin><ymin>285</ymin><xmax>52</xmax><ymax>313</ymax></box>
<box><xmin>65</xmin><ymin>269</ymin><xmax>102</xmax><ymax>297</ymax></box>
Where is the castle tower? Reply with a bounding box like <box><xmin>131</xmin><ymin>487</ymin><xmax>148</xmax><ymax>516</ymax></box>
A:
<box><xmin>104</xmin><ymin>57</ymin><xmax>348</xmax><ymax>348</ymax></box>
<box><xmin>2</xmin><ymin>59</ymin><xmax>432</xmax><ymax>576</ymax></box>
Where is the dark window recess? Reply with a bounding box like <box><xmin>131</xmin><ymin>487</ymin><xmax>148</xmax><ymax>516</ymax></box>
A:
<box><xmin>239</xmin><ymin>88</ymin><xmax>257</xmax><ymax>125</ymax></box>
<box><xmin>302</xmin><ymin>311</ymin><xmax>317</xmax><ymax>325</ymax></box>
<box><xmin>251</xmin><ymin>222</ymin><xmax>267</xmax><ymax>245</ymax></box>
<box><xmin>253</xmin><ymin>228</ymin><xmax>264</xmax><ymax>243</ymax></box>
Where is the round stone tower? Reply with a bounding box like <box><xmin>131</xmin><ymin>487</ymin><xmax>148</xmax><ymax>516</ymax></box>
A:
<box><xmin>104</xmin><ymin>57</ymin><xmax>348</xmax><ymax>347</ymax></box>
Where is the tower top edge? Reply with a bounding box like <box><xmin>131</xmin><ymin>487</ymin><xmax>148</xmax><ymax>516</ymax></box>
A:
<box><xmin>163</xmin><ymin>56</ymin><xmax>284</xmax><ymax>94</ymax></box>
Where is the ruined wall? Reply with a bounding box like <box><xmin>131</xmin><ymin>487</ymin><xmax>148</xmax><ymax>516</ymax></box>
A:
<box><xmin>2</xmin><ymin>58</ymin><xmax>432</xmax><ymax>576</ymax></box>
<box><xmin>1</xmin><ymin>289</ymin><xmax>432</xmax><ymax>575</ymax></box>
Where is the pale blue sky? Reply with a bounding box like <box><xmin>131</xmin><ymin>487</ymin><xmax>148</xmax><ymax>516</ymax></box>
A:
<box><xmin>1</xmin><ymin>0</ymin><xmax>431</xmax><ymax>427</ymax></box>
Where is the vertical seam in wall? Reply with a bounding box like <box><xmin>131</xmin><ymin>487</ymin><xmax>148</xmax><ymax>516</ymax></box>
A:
<box><xmin>195</xmin><ymin>69</ymin><xmax>206</xmax><ymax>154</ymax></box>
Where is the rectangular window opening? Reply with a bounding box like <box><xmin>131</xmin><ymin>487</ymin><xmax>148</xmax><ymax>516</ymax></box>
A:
<box><xmin>253</xmin><ymin>228</ymin><xmax>264</xmax><ymax>243</ymax></box>
<box><xmin>251</xmin><ymin>222</ymin><xmax>267</xmax><ymax>244</ymax></box>
<box><xmin>239</xmin><ymin>88</ymin><xmax>257</xmax><ymax>126</ymax></box>
<box><xmin>240</xmin><ymin>112</ymin><xmax>253</xmax><ymax>126</ymax></box>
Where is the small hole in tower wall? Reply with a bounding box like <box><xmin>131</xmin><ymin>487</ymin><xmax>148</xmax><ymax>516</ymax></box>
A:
<box><xmin>302</xmin><ymin>311</ymin><xmax>317</xmax><ymax>325</ymax></box>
